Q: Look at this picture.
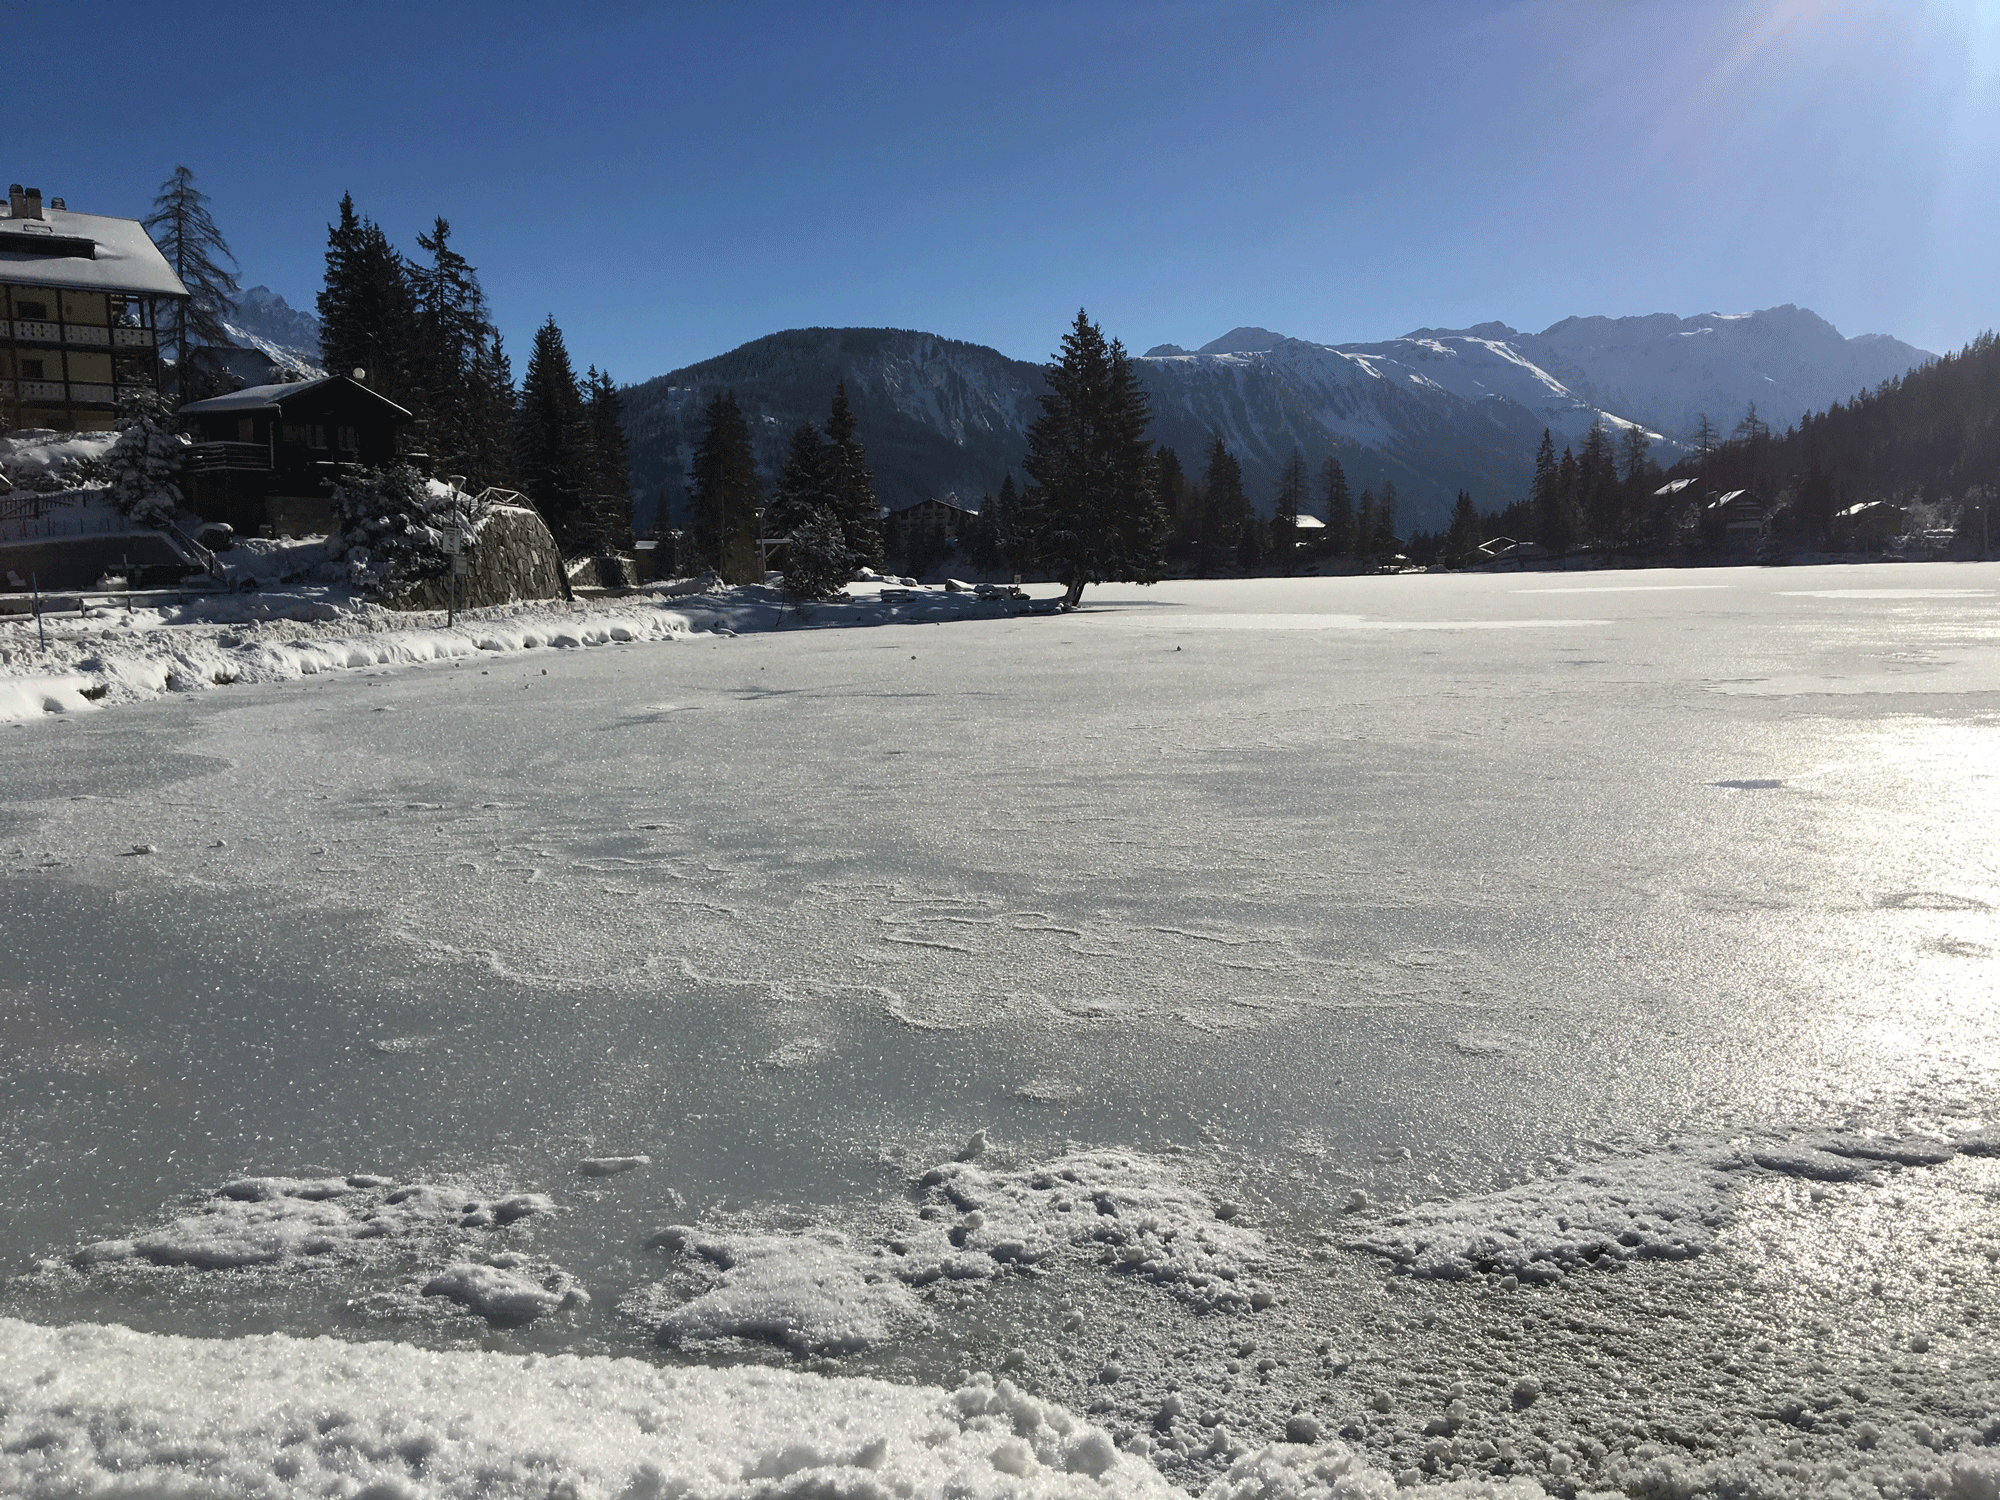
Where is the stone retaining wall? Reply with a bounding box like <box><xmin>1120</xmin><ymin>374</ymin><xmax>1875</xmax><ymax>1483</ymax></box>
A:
<box><xmin>383</xmin><ymin>505</ymin><xmax>568</xmax><ymax>612</ymax></box>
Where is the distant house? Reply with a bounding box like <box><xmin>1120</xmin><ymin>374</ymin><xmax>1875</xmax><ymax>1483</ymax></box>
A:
<box><xmin>1288</xmin><ymin>513</ymin><xmax>1325</xmax><ymax>544</ymax></box>
<box><xmin>1472</xmin><ymin>536</ymin><xmax>1550</xmax><ymax>566</ymax></box>
<box><xmin>1</xmin><ymin>182</ymin><xmax>185</xmax><ymax>433</ymax></box>
<box><xmin>1706</xmin><ymin>489</ymin><xmax>1767</xmax><ymax>541</ymax></box>
<box><xmin>1834</xmin><ymin>500</ymin><xmax>1905</xmax><ymax>549</ymax></box>
<box><xmin>884</xmin><ymin>495</ymin><xmax>977</xmax><ymax>556</ymax></box>
<box><xmin>178</xmin><ymin>374</ymin><xmax>417</xmax><ymax>536</ymax></box>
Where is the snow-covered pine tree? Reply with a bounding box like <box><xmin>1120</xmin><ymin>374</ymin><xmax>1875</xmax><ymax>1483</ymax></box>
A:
<box><xmin>687</xmin><ymin>391</ymin><xmax>762</xmax><ymax>584</ymax></box>
<box><xmin>822</xmin><ymin>383</ymin><xmax>882</xmax><ymax>573</ymax></box>
<box><xmin>105</xmin><ymin>388</ymin><xmax>190</xmax><ymax>527</ymax></box>
<box><xmin>1017</xmin><ymin>310</ymin><xmax>1163</xmax><ymax>606</ymax></box>
<box><xmin>515</xmin><ymin>318</ymin><xmax>587</xmax><ymax>550</ymax></box>
<box><xmin>326</xmin><ymin>464</ymin><xmax>486</xmax><ymax>594</ymax></box>
<box><xmin>317</xmin><ymin>195</ymin><xmax>417</xmax><ymax>401</ymax></box>
<box><xmin>781</xmin><ymin>508</ymin><xmax>849</xmax><ymax>601</ymax></box>
<box><xmin>142</xmin><ymin>167</ymin><xmax>239</xmax><ymax>398</ymax></box>
<box><xmin>1320</xmin><ymin>456</ymin><xmax>1352</xmax><ymax>558</ymax></box>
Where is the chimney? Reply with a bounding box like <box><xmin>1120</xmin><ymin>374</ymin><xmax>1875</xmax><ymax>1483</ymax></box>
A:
<box><xmin>49</xmin><ymin>197</ymin><xmax>63</xmax><ymax>211</ymax></box>
<box><xmin>23</xmin><ymin>187</ymin><xmax>42</xmax><ymax>220</ymax></box>
<box><xmin>6</xmin><ymin>185</ymin><xmax>21</xmax><ymax>218</ymax></box>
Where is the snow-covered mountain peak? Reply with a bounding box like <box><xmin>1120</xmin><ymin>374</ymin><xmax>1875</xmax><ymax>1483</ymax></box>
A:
<box><xmin>1196</xmin><ymin>326</ymin><xmax>1292</xmax><ymax>355</ymax></box>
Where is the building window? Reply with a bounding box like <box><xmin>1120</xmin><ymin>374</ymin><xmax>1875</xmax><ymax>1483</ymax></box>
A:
<box><xmin>337</xmin><ymin>425</ymin><xmax>359</xmax><ymax>453</ymax></box>
<box><xmin>16</xmin><ymin>300</ymin><xmax>48</xmax><ymax>320</ymax></box>
<box><xmin>21</xmin><ymin>358</ymin><xmax>44</xmax><ymax>379</ymax></box>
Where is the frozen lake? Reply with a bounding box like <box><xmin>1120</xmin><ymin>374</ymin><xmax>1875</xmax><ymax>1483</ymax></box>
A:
<box><xmin>5</xmin><ymin>563</ymin><xmax>1999</xmax><ymax>1495</ymax></box>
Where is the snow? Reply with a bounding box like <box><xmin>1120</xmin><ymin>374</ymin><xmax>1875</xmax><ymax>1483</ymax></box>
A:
<box><xmin>649</xmin><ymin>1227</ymin><xmax>929</xmax><ymax>1353</ymax></box>
<box><xmin>66</xmin><ymin>1173</ymin><xmax>558</xmax><ymax>1274</ymax></box>
<box><xmin>0</xmin><ymin>1319</ymin><xmax>1178</xmax><ymax>1500</ymax></box>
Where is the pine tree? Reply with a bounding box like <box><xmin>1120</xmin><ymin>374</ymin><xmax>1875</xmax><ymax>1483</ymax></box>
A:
<box><xmin>463</xmin><ymin>332</ymin><xmax>519</xmax><ymax>492</ymax></box>
<box><xmin>1446</xmin><ymin>490</ymin><xmax>1479</xmax><ymax>563</ymax></box>
<box><xmin>578</xmin><ymin>367</ymin><xmax>634</xmax><ymax>553</ymax></box>
<box><xmin>1273</xmin><ymin>449</ymin><xmax>1306</xmax><ymax>574</ymax></box>
<box><xmin>1577</xmin><ymin>421</ymin><xmax>1621</xmax><ymax>546</ymax></box>
<box><xmin>1016</xmin><ymin>310</ymin><xmax>1164</xmax><ymax>605</ymax></box>
<box><xmin>823</xmin><ymin>383</ymin><xmax>882</xmax><ymax>572</ymax></box>
<box><xmin>105</xmin><ymin>388</ymin><xmax>190</xmax><ymax>526</ymax></box>
<box><xmin>516</xmin><ymin>317</ymin><xmax>587</xmax><ymax>549</ymax></box>
<box><xmin>1549</xmin><ymin>446</ymin><xmax>1580</xmax><ymax>553</ymax></box>
<box><xmin>142</xmin><ymin>166</ymin><xmax>240</xmax><ymax>395</ymax></box>
<box><xmin>688</xmin><ymin>391</ymin><xmax>762</xmax><ymax>583</ymax></box>
<box><xmin>1320</xmin><ymin>456</ymin><xmax>1353</xmax><ymax>558</ymax></box>
<box><xmin>992</xmin><ymin>471</ymin><xmax>1024</xmax><ymax>571</ymax></box>
<box><xmin>317</xmin><ymin>194</ymin><xmax>418</xmax><ymax>401</ymax></box>
<box><xmin>407</xmin><ymin>217</ymin><xmax>492</xmax><ymax>478</ymax></box>
<box><xmin>1196</xmin><ymin>437</ymin><xmax>1247</xmax><ymax>575</ymax></box>
<box><xmin>1354</xmin><ymin>489</ymin><xmax>1377</xmax><ymax>562</ymax></box>
<box><xmin>1157</xmin><ymin>446</ymin><xmax>1203</xmax><ymax>569</ymax></box>
<box><xmin>1375</xmin><ymin>481</ymin><xmax>1399</xmax><ymax>558</ymax></box>
<box><xmin>1530</xmin><ymin>429</ymin><xmax>1574</xmax><ymax>552</ymax></box>
<box><xmin>767</xmin><ymin>422</ymin><xmax>830</xmax><ymax>539</ymax></box>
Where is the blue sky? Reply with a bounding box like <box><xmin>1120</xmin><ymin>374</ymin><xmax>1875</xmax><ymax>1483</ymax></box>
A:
<box><xmin>17</xmin><ymin>0</ymin><xmax>1999</xmax><ymax>378</ymax></box>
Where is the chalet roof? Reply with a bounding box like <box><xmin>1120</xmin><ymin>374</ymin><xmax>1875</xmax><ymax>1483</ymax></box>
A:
<box><xmin>1292</xmin><ymin>513</ymin><xmax>1326</xmax><ymax>529</ymax></box>
<box><xmin>889</xmin><ymin>496</ymin><xmax>978</xmax><ymax>517</ymax></box>
<box><xmin>179</xmin><ymin>374</ymin><xmax>414</xmax><ymax>420</ymax></box>
<box><xmin>1654</xmin><ymin>477</ymin><xmax>1698</xmax><ymax>496</ymax></box>
<box><xmin>0</xmin><ymin>207</ymin><xmax>189</xmax><ymax>298</ymax></box>
<box><xmin>1707</xmin><ymin>489</ymin><xmax>1762</xmax><ymax>510</ymax></box>
<box><xmin>1836</xmin><ymin>500</ymin><xmax>1902</xmax><ymax>519</ymax></box>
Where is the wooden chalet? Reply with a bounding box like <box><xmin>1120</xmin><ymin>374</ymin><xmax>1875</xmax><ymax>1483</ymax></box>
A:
<box><xmin>178</xmin><ymin>374</ymin><xmax>417</xmax><ymax>536</ymax></box>
<box><xmin>1</xmin><ymin>183</ymin><xmax>186</xmax><ymax>433</ymax></box>
<box><xmin>1706</xmin><ymin>489</ymin><xmax>1768</xmax><ymax>541</ymax></box>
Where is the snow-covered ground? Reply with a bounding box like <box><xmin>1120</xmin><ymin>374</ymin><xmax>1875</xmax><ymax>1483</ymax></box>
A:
<box><xmin>4</xmin><ymin>565</ymin><xmax>2000</xmax><ymax>1498</ymax></box>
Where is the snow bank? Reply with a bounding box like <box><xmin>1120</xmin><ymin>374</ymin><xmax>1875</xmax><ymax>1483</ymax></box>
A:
<box><xmin>650</xmin><ymin>1227</ymin><xmax>928</xmax><ymax>1354</ymax></box>
<box><xmin>1203</xmin><ymin>1441</ymin><xmax>1544</xmax><ymax>1500</ymax></box>
<box><xmin>1353</xmin><ymin>1133</ymin><xmax>1969</xmax><ymax>1280</ymax></box>
<box><xmin>0</xmin><ymin>597</ymin><xmax>700</xmax><ymax>720</ymax></box>
<box><xmin>424</xmin><ymin>1260</ymin><xmax>587</xmax><ymax>1322</ymax></box>
<box><xmin>0</xmin><ymin>1319</ymin><xmax>1178</xmax><ymax>1500</ymax></box>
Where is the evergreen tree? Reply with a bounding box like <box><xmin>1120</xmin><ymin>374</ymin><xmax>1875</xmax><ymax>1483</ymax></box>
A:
<box><xmin>1445</xmin><ymin>490</ymin><xmax>1479</xmax><ymax>563</ymax></box>
<box><xmin>317</xmin><ymin>194</ymin><xmax>418</xmax><ymax>401</ymax></box>
<box><xmin>406</xmin><ymin>217</ymin><xmax>493</xmax><ymax>478</ymax></box>
<box><xmin>463</xmin><ymin>331</ymin><xmax>519</xmax><ymax>492</ymax></box>
<box><xmin>515</xmin><ymin>316</ymin><xmax>587</xmax><ymax>549</ymax></box>
<box><xmin>1576</xmin><ymin>421</ymin><xmax>1622</xmax><ymax>546</ymax></box>
<box><xmin>1157</xmin><ymin>446</ymin><xmax>1204</xmax><ymax>569</ymax></box>
<box><xmin>823</xmin><ymin>382</ymin><xmax>882</xmax><ymax>572</ymax></box>
<box><xmin>1016</xmin><ymin>310</ymin><xmax>1164</xmax><ymax>606</ymax></box>
<box><xmin>142</xmin><ymin>166</ymin><xmax>239</xmax><ymax>395</ymax></box>
<box><xmin>1197</xmin><ymin>437</ymin><xmax>1247</xmax><ymax>575</ymax></box>
<box><xmin>688</xmin><ymin>391</ymin><xmax>762</xmax><ymax>583</ymax></box>
<box><xmin>1530</xmin><ymin>430</ymin><xmax>1575</xmax><ymax>552</ymax></box>
<box><xmin>782</xmin><ymin>508</ymin><xmax>849</xmax><ymax>601</ymax></box>
<box><xmin>105</xmin><ymin>388</ymin><xmax>190</xmax><ymax>526</ymax></box>
<box><xmin>1273</xmin><ymin>449</ymin><xmax>1306</xmax><ymax>574</ymax></box>
<box><xmin>767</xmin><ymin>422</ymin><xmax>830</xmax><ymax>538</ymax></box>
<box><xmin>1354</xmin><ymin>489</ymin><xmax>1377</xmax><ymax>562</ymax></box>
<box><xmin>1374</xmin><ymin>481</ymin><xmax>1399</xmax><ymax>558</ymax></box>
<box><xmin>578</xmin><ymin>366</ymin><xmax>634</xmax><ymax>552</ymax></box>
<box><xmin>1550</xmin><ymin>446</ymin><xmax>1580</xmax><ymax>553</ymax></box>
<box><xmin>992</xmin><ymin>470</ymin><xmax>1024</xmax><ymax>571</ymax></box>
<box><xmin>1320</xmin><ymin>456</ymin><xmax>1353</xmax><ymax>558</ymax></box>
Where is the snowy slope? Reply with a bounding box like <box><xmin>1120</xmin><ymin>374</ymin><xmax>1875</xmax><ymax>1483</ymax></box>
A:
<box><xmin>217</xmin><ymin>284</ymin><xmax>325</xmax><ymax>382</ymax></box>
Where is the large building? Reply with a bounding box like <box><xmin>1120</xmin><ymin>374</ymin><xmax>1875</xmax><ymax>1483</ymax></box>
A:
<box><xmin>0</xmin><ymin>183</ymin><xmax>187</xmax><ymax>433</ymax></box>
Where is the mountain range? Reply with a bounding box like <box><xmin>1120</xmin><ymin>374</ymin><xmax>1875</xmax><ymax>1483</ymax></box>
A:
<box><xmin>625</xmin><ymin>307</ymin><xmax>1932</xmax><ymax>534</ymax></box>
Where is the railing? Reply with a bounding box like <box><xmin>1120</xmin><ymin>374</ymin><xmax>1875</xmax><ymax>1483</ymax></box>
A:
<box><xmin>64</xmin><ymin>325</ymin><xmax>110</xmax><ymax>346</ymax></box>
<box><xmin>163</xmin><ymin>518</ymin><xmax>225</xmax><ymax>581</ymax></box>
<box><xmin>10</xmin><ymin>319</ymin><xmax>60</xmax><ymax>342</ymax></box>
<box><xmin>1</xmin><ymin>321</ymin><xmax>148</xmax><ymax>345</ymax></box>
<box><xmin>113</xmin><ymin>326</ymin><xmax>155</xmax><ymax>347</ymax></box>
<box><xmin>184</xmin><ymin>441</ymin><xmax>271</xmax><ymax>474</ymax></box>
<box><xmin>69</xmin><ymin>383</ymin><xmax>114</xmax><ymax>406</ymax></box>
<box><xmin>0</xmin><ymin>510</ymin><xmax>134</xmax><ymax>543</ymax></box>
<box><xmin>0</xmin><ymin>489</ymin><xmax>95</xmax><ymax>523</ymax></box>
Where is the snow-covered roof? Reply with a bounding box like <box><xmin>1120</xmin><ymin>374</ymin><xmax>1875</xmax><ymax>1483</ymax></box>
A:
<box><xmin>1291</xmin><ymin>513</ymin><xmax>1325</xmax><ymax>529</ymax></box>
<box><xmin>1654</xmin><ymin>477</ymin><xmax>1698</xmax><ymax>496</ymax></box>
<box><xmin>0</xmin><ymin>206</ymin><xmax>189</xmax><ymax>298</ymax></box>
<box><xmin>178</xmin><ymin>374</ymin><xmax>413</xmax><ymax>419</ymax></box>
<box><xmin>1836</xmin><ymin>500</ymin><xmax>1900</xmax><ymax>518</ymax></box>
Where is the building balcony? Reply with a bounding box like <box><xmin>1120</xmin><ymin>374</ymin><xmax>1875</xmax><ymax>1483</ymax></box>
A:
<box><xmin>0</xmin><ymin>379</ymin><xmax>119</xmax><ymax>406</ymax></box>
<box><xmin>2</xmin><ymin>320</ymin><xmax>142</xmax><ymax>346</ymax></box>
<box><xmin>185</xmin><ymin>441</ymin><xmax>272</xmax><ymax>474</ymax></box>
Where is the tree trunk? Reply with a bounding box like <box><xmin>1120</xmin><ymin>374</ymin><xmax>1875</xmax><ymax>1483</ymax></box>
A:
<box><xmin>1063</xmin><ymin>576</ymin><xmax>1087</xmax><ymax>608</ymax></box>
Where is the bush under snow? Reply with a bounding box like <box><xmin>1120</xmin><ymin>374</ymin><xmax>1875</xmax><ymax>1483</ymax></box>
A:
<box><xmin>326</xmin><ymin>463</ymin><xmax>489</xmax><ymax>595</ymax></box>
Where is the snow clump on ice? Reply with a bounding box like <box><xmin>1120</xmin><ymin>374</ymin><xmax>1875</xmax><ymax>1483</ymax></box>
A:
<box><xmin>68</xmin><ymin>1173</ymin><xmax>556</xmax><ymax>1276</ymax></box>
<box><xmin>648</xmin><ymin>1225</ymin><xmax>929</xmax><ymax>1354</ymax></box>
<box><xmin>908</xmin><ymin>1148</ymin><xmax>1276</xmax><ymax>1312</ymax></box>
